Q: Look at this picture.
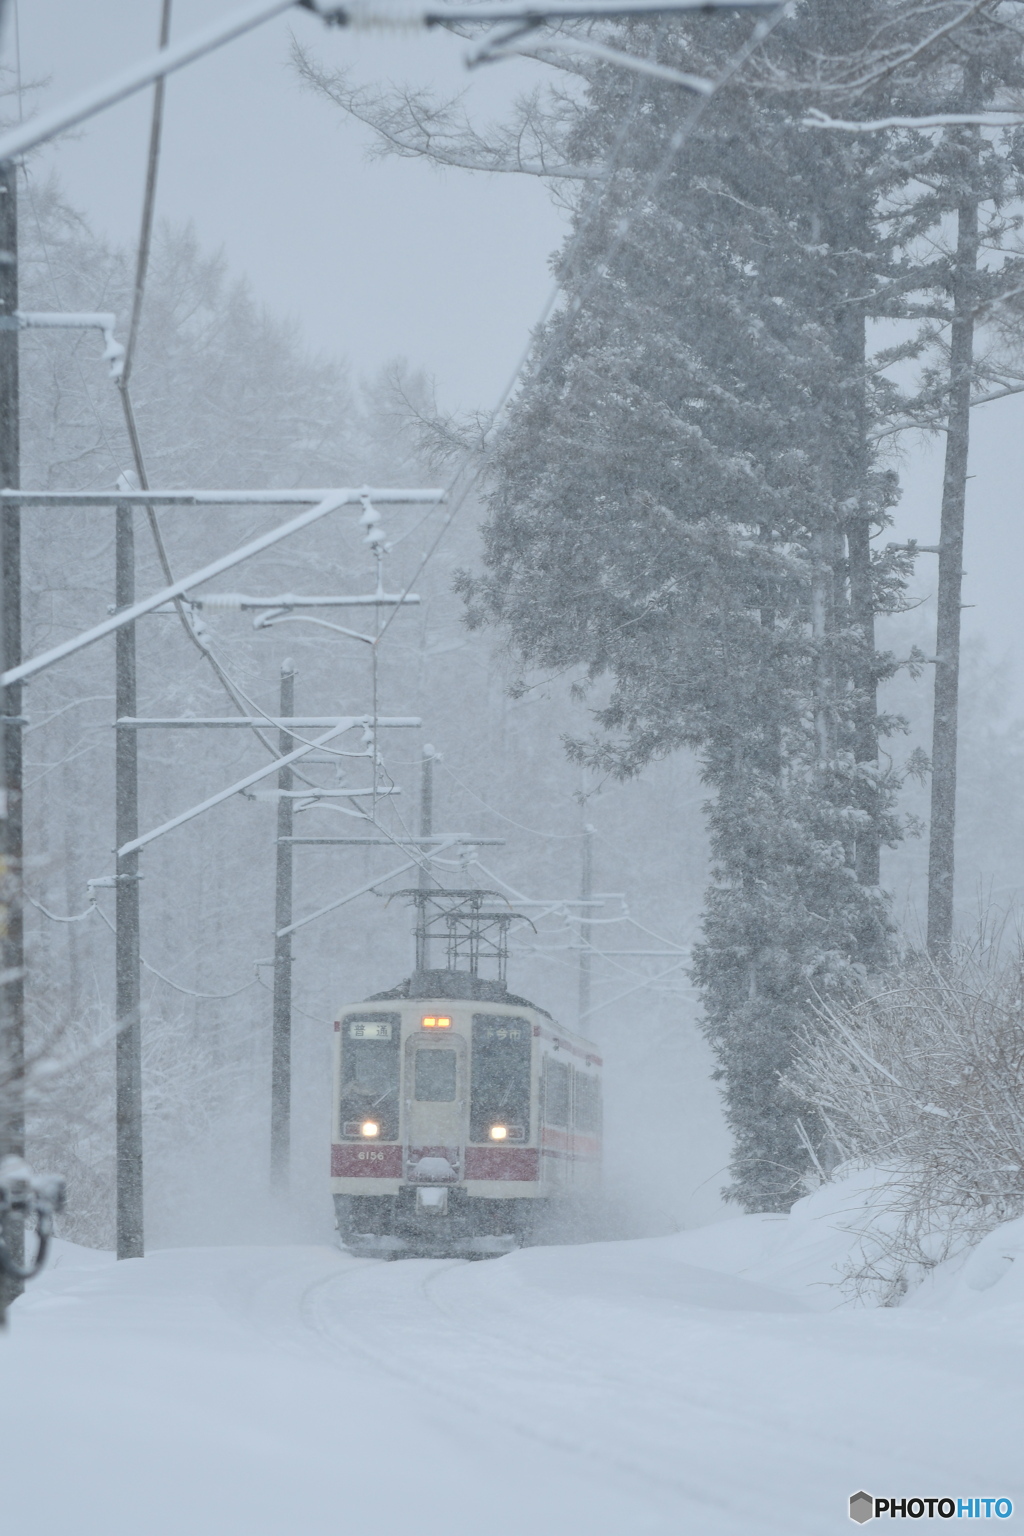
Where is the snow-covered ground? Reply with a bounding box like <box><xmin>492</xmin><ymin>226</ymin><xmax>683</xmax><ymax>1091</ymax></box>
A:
<box><xmin>5</xmin><ymin>1182</ymin><xmax>1023</xmax><ymax>1536</ymax></box>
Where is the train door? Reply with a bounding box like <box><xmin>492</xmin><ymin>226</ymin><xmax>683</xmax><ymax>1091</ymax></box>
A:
<box><xmin>541</xmin><ymin>1054</ymin><xmax>570</xmax><ymax>1191</ymax></box>
<box><xmin>404</xmin><ymin>1028</ymin><xmax>468</xmax><ymax>1180</ymax></box>
<box><xmin>572</xmin><ymin>1068</ymin><xmax>601</xmax><ymax>1191</ymax></box>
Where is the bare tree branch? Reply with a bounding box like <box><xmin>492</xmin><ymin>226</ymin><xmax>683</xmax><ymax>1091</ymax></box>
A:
<box><xmin>292</xmin><ymin>40</ymin><xmax>604</xmax><ymax>180</ymax></box>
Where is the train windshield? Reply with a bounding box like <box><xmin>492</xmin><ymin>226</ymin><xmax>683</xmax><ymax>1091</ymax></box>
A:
<box><xmin>340</xmin><ymin>1013</ymin><xmax>400</xmax><ymax>1138</ymax></box>
<box><xmin>414</xmin><ymin>1049</ymin><xmax>457</xmax><ymax>1101</ymax></box>
<box><xmin>471</xmin><ymin>1015</ymin><xmax>531</xmax><ymax>1142</ymax></box>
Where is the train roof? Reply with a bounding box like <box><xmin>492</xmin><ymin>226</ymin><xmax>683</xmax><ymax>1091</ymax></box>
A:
<box><xmin>347</xmin><ymin>970</ymin><xmax>602</xmax><ymax>1060</ymax></box>
<box><xmin>364</xmin><ymin>967</ymin><xmax>552</xmax><ymax>1019</ymax></box>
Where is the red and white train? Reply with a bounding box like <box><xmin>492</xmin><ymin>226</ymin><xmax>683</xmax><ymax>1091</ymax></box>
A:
<box><xmin>331</xmin><ymin>975</ymin><xmax>602</xmax><ymax>1257</ymax></box>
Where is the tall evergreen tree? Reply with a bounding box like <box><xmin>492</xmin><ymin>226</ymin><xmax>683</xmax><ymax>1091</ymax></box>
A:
<box><xmin>299</xmin><ymin>1</ymin><xmax>1024</xmax><ymax>1208</ymax></box>
<box><xmin>457</xmin><ymin>10</ymin><xmax>914</xmax><ymax>1207</ymax></box>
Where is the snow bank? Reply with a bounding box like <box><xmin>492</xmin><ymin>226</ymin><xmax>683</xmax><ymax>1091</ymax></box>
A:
<box><xmin>906</xmin><ymin>1213</ymin><xmax>1024</xmax><ymax>1314</ymax></box>
<box><xmin>659</xmin><ymin>1164</ymin><xmax>909</xmax><ymax>1308</ymax></box>
<box><xmin>593</xmin><ymin>1165</ymin><xmax>1024</xmax><ymax>1315</ymax></box>
<box><xmin>5</xmin><ymin>1209</ymin><xmax>1024</xmax><ymax>1536</ymax></box>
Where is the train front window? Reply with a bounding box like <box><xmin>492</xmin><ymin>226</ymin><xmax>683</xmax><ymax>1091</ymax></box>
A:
<box><xmin>471</xmin><ymin>1015</ymin><xmax>531</xmax><ymax>1143</ymax></box>
<box><xmin>414</xmin><ymin>1049</ymin><xmax>457</xmax><ymax>1101</ymax></box>
<box><xmin>340</xmin><ymin>1013</ymin><xmax>400</xmax><ymax>1139</ymax></box>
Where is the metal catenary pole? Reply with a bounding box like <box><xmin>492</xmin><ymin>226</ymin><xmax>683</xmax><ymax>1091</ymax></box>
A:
<box><xmin>0</xmin><ymin>154</ymin><xmax>24</xmax><ymax>1299</ymax></box>
<box><xmin>270</xmin><ymin>661</ymin><xmax>295</xmax><ymax>1190</ymax></box>
<box><xmin>115</xmin><ymin>502</ymin><xmax>143</xmax><ymax>1258</ymax></box>
<box><xmin>578</xmin><ymin>824</ymin><xmax>593</xmax><ymax>1029</ymax></box>
<box><xmin>417</xmin><ymin>744</ymin><xmax>435</xmax><ymax>970</ymax></box>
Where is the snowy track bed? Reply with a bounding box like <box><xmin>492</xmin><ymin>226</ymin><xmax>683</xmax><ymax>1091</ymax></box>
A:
<box><xmin>4</xmin><ymin>1223</ymin><xmax>1023</xmax><ymax>1536</ymax></box>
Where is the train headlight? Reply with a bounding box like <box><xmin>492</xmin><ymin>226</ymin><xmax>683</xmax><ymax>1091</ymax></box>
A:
<box><xmin>360</xmin><ymin>1120</ymin><xmax>380</xmax><ymax>1138</ymax></box>
<box><xmin>422</xmin><ymin>1015</ymin><xmax>452</xmax><ymax>1029</ymax></box>
<box><xmin>489</xmin><ymin>1125</ymin><xmax>508</xmax><ymax>1141</ymax></box>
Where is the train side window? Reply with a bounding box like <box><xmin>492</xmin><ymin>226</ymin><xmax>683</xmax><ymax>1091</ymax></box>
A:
<box><xmin>414</xmin><ymin>1049</ymin><xmax>457</xmax><ymax>1102</ymax></box>
<box><xmin>573</xmin><ymin>1071</ymin><xmax>601</xmax><ymax>1134</ymax></box>
<box><xmin>340</xmin><ymin>1013</ymin><xmax>400</xmax><ymax>1139</ymax></box>
<box><xmin>471</xmin><ymin>1014</ymin><xmax>531</xmax><ymax>1142</ymax></box>
<box><xmin>543</xmin><ymin>1057</ymin><xmax>570</xmax><ymax>1127</ymax></box>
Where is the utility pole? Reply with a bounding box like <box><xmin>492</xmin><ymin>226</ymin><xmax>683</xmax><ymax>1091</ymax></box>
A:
<box><xmin>270</xmin><ymin>661</ymin><xmax>295</xmax><ymax>1190</ymax></box>
<box><xmin>115</xmin><ymin>501</ymin><xmax>143</xmax><ymax>1258</ymax></box>
<box><xmin>418</xmin><ymin>744</ymin><xmax>434</xmax><ymax>972</ymax></box>
<box><xmin>0</xmin><ymin>154</ymin><xmax>24</xmax><ymax>1298</ymax></box>
<box><xmin>927</xmin><ymin>121</ymin><xmax>980</xmax><ymax>958</ymax></box>
<box><xmin>578</xmin><ymin>824</ymin><xmax>593</xmax><ymax>1029</ymax></box>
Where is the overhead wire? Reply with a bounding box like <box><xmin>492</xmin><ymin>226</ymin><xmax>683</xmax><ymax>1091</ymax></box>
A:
<box><xmin>333</xmin><ymin>8</ymin><xmax>791</xmax><ymax>975</ymax></box>
<box><xmin>15</xmin><ymin>0</ymin><xmax>139</xmax><ymax>490</ymax></box>
<box><xmin>26</xmin><ymin>894</ymin><xmax>93</xmax><ymax>924</ymax></box>
<box><xmin>22</xmin><ymin>7</ymin><xmax>273</xmax><ymax>757</ymax></box>
<box><xmin>589</xmin><ymin>824</ymin><xmax>695</xmax><ymax>951</ymax></box>
<box><xmin>471</xmin><ymin>853</ymin><xmax>693</xmax><ymax>998</ymax></box>
<box><xmin>23</xmin><ymin>696</ymin><xmax>115</xmax><ymax>734</ymax></box>
<box><xmin>24</xmin><ymin>8</ymin><xmax>786</xmax><ymax>996</ymax></box>
<box><xmin>27</xmin><ymin>893</ymin><xmax>259</xmax><ymax>997</ymax></box>
<box><xmin>21</xmin><ymin>171</ymin><xmax>135</xmax><ymax>483</ymax></box>
<box><xmin>92</xmin><ymin>902</ymin><xmax>258</xmax><ymax>999</ymax></box>
<box><xmin>113</xmin><ymin>0</ymin><xmax>309</xmax><ymax>771</ymax></box>
<box><xmin>437</xmin><ymin>758</ymin><xmax>582</xmax><ymax>840</ymax></box>
<box><xmin>130</xmin><ymin>9</ymin><xmax>792</xmax><ymax>934</ymax></box>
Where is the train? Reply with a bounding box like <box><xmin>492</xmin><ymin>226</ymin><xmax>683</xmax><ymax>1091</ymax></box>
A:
<box><xmin>331</xmin><ymin>899</ymin><xmax>603</xmax><ymax>1258</ymax></box>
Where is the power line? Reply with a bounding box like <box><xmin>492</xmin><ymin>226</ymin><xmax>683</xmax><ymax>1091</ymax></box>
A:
<box><xmin>438</xmin><ymin>759</ymin><xmax>582</xmax><ymax>841</ymax></box>
<box><xmin>92</xmin><ymin>903</ymin><xmax>258</xmax><ymax>999</ymax></box>
<box><xmin>25</xmin><ymin>894</ymin><xmax>259</xmax><ymax>999</ymax></box>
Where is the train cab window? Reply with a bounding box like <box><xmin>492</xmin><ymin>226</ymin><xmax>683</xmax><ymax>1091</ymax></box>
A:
<box><xmin>543</xmin><ymin>1056</ymin><xmax>570</xmax><ymax>1128</ymax></box>
<box><xmin>414</xmin><ymin>1049</ymin><xmax>457</xmax><ymax>1102</ymax></box>
<box><xmin>340</xmin><ymin>1013</ymin><xmax>400</xmax><ymax>1139</ymax></box>
<box><xmin>573</xmin><ymin>1071</ymin><xmax>602</xmax><ymax>1134</ymax></box>
<box><xmin>471</xmin><ymin>1015</ymin><xmax>531</xmax><ymax>1143</ymax></box>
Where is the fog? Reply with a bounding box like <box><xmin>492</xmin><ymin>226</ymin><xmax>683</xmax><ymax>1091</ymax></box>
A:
<box><xmin>10</xmin><ymin>8</ymin><xmax>1024</xmax><ymax>1533</ymax></box>
<box><xmin>18</xmin><ymin>0</ymin><xmax>565</xmax><ymax>410</ymax></box>
<box><xmin>13</xmin><ymin>0</ymin><xmax>1024</xmax><ymax>1254</ymax></box>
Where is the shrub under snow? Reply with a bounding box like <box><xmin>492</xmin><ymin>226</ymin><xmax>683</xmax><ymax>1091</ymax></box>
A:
<box><xmin>788</xmin><ymin>942</ymin><xmax>1024</xmax><ymax>1303</ymax></box>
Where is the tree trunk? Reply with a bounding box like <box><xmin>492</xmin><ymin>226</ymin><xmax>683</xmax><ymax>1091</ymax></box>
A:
<box><xmin>841</xmin><ymin>298</ymin><xmax>879</xmax><ymax>887</ymax></box>
<box><xmin>927</xmin><ymin>139</ymin><xmax>979</xmax><ymax>957</ymax></box>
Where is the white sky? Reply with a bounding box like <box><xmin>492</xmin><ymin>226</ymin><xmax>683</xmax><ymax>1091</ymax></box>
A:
<box><xmin>13</xmin><ymin>0</ymin><xmax>566</xmax><ymax>413</ymax></box>
<box><xmin>11</xmin><ymin>1</ymin><xmax>1024</xmax><ymax>708</ymax></box>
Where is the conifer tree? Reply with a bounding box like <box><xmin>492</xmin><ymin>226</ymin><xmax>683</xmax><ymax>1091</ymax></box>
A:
<box><xmin>300</xmin><ymin>1</ymin><xmax>1024</xmax><ymax>1207</ymax></box>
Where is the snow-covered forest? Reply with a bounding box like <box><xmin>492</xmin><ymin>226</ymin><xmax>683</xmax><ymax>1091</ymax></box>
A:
<box><xmin>5</xmin><ymin>3</ymin><xmax>1024</xmax><ymax>1533</ymax></box>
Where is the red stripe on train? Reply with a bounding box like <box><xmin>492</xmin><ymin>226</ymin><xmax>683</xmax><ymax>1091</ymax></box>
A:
<box><xmin>463</xmin><ymin>1146</ymin><xmax>540</xmax><ymax>1181</ymax></box>
<box><xmin>331</xmin><ymin>1144</ymin><xmax>544</xmax><ymax>1182</ymax></box>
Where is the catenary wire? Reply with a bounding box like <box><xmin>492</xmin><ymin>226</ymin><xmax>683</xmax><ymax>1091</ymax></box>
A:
<box><xmin>111</xmin><ymin>0</ymin><xmax>315</xmax><ymax>772</ymax></box>
<box><xmin>437</xmin><ymin>758</ymin><xmax>582</xmax><ymax>840</ymax></box>
<box><xmin>27</xmin><ymin>10</ymin><xmax>783</xmax><ymax>999</ymax></box>
<box><xmin>346</xmin><ymin>18</ymin><xmax>790</xmax><ymax>991</ymax></box>
<box><xmin>27</xmin><ymin>894</ymin><xmax>260</xmax><ymax>998</ymax></box>
<box><xmin>93</xmin><ymin>902</ymin><xmax>258</xmax><ymax>998</ymax></box>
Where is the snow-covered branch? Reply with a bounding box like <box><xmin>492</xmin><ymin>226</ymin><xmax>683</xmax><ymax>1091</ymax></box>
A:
<box><xmin>475</xmin><ymin>29</ymin><xmax>715</xmax><ymax>91</ymax></box>
<box><xmin>755</xmin><ymin>0</ymin><xmax>1001</xmax><ymax>100</ymax></box>
<box><xmin>804</xmin><ymin>108</ymin><xmax>1024</xmax><ymax>132</ymax></box>
<box><xmin>293</xmin><ymin>42</ymin><xmax>602</xmax><ymax>179</ymax></box>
